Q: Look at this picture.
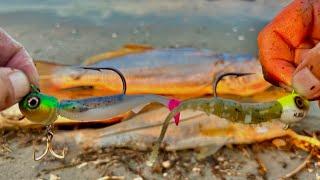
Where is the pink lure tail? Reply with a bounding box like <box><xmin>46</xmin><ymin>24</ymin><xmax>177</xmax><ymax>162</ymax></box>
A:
<box><xmin>168</xmin><ymin>99</ymin><xmax>181</xmax><ymax>126</ymax></box>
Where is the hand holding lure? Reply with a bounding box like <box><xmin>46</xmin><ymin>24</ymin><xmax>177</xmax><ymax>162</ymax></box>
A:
<box><xmin>19</xmin><ymin>67</ymin><xmax>180</xmax><ymax>161</ymax></box>
<box><xmin>147</xmin><ymin>73</ymin><xmax>310</xmax><ymax>166</ymax></box>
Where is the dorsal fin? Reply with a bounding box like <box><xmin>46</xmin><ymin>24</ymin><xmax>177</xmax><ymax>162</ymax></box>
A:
<box><xmin>83</xmin><ymin>44</ymin><xmax>153</xmax><ymax>65</ymax></box>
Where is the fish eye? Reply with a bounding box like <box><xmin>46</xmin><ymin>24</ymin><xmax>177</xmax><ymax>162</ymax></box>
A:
<box><xmin>294</xmin><ymin>96</ymin><xmax>305</xmax><ymax>109</ymax></box>
<box><xmin>27</xmin><ymin>96</ymin><xmax>40</xmax><ymax>109</ymax></box>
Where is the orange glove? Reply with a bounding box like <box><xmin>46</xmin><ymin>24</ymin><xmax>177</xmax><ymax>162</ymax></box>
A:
<box><xmin>258</xmin><ymin>0</ymin><xmax>320</xmax><ymax>100</ymax></box>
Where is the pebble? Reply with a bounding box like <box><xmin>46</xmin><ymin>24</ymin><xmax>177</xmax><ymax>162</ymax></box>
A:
<box><xmin>49</xmin><ymin>174</ymin><xmax>60</xmax><ymax>180</ymax></box>
<box><xmin>163</xmin><ymin>173</ymin><xmax>168</xmax><ymax>177</ymax></box>
<box><xmin>162</xmin><ymin>160</ymin><xmax>171</xmax><ymax>169</ymax></box>
<box><xmin>308</xmin><ymin>168</ymin><xmax>314</xmax><ymax>173</ymax></box>
<box><xmin>112</xmin><ymin>33</ymin><xmax>118</xmax><ymax>38</ymax></box>
<box><xmin>217</xmin><ymin>156</ymin><xmax>225</xmax><ymax>162</ymax></box>
<box><xmin>238</xmin><ymin>35</ymin><xmax>245</xmax><ymax>41</ymax></box>
<box><xmin>192</xmin><ymin>167</ymin><xmax>201</xmax><ymax>173</ymax></box>
<box><xmin>232</xmin><ymin>27</ymin><xmax>238</xmax><ymax>32</ymax></box>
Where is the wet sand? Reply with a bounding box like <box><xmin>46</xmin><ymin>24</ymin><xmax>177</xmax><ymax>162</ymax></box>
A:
<box><xmin>0</xmin><ymin>0</ymin><xmax>319</xmax><ymax>179</ymax></box>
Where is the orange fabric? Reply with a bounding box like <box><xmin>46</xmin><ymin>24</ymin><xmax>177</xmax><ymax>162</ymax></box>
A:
<box><xmin>258</xmin><ymin>0</ymin><xmax>320</xmax><ymax>87</ymax></box>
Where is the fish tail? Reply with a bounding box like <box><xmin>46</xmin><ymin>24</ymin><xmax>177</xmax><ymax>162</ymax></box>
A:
<box><xmin>168</xmin><ymin>99</ymin><xmax>181</xmax><ymax>125</ymax></box>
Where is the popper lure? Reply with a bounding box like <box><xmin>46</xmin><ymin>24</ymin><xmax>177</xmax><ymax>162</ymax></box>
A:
<box><xmin>148</xmin><ymin>73</ymin><xmax>310</xmax><ymax>165</ymax></box>
<box><xmin>19</xmin><ymin>67</ymin><xmax>180</xmax><ymax>161</ymax></box>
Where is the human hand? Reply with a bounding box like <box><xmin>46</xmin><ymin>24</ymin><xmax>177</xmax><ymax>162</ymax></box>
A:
<box><xmin>258</xmin><ymin>0</ymin><xmax>320</xmax><ymax>101</ymax></box>
<box><xmin>292</xmin><ymin>43</ymin><xmax>320</xmax><ymax>100</ymax></box>
<box><xmin>0</xmin><ymin>28</ymin><xmax>39</xmax><ymax>110</ymax></box>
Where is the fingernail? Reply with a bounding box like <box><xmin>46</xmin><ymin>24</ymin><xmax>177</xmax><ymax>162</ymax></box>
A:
<box><xmin>292</xmin><ymin>67</ymin><xmax>320</xmax><ymax>98</ymax></box>
<box><xmin>9</xmin><ymin>71</ymin><xmax>30</xmax><ymax>99</ymax></box>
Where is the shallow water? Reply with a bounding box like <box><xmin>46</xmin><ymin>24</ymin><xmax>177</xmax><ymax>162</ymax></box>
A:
<box><xmin>0</xmin><ymin>0</ymin><xmax>290</xmax><ymax>64</ymax></box>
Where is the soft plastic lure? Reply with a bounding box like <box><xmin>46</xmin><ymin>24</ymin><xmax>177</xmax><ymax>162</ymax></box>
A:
<box><xmin>148</xmin><ymin>73</ymin><xmax>310</xmax><ymax>165</ymax></box>
<box><xmin>19</xmin><ymin>67</ymin><xmax>180</xmax><ymax>161</ymax></box>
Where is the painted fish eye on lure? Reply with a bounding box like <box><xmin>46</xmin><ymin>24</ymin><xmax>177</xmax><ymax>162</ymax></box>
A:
<box><xmin>26</xmin><ymin>96</ymin><xmax>40</xmax><ymax>109</ymax></box>
<box><xmin>294</xmin><ymin>96</ymin><xmax>305</xmax><ymax>109</ymax></box>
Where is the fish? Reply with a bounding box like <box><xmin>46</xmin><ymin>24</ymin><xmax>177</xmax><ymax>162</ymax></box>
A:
<box><xmin>36</xmin><ymin>44</ymin><xmax>271</xmax><ymax>99</ymax></box>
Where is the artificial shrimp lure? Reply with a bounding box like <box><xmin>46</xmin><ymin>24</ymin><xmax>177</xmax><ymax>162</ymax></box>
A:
<box><xmin>19</xmin><ymin>67</ymin><xmax>180</xmax><ymax>161</ymax></box>
<box><xmin>148</xmin><ymin>73</ymin><xmax>310</xmax><ymax>166</ymax></box>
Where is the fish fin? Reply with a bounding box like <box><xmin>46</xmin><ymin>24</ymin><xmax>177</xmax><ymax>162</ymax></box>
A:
<box><xmin>34</xmin><ymin>60</ymin><xmax>68</xmax><ymax>92</ymax></box>
<box><xmin>132</xmin><ymin>103</ymin><xmax>150</xmax><ymax>114</ymax></box>
<box><xmin>35</xmin><ymin>60</ymin><xmax>67</xmax><ymax>76</ymax></box>
<box><xmin>168</xmin><ymin>99</ymin><xmax>181</xmax><ymax>126</ymax></box>
<box><xmin>83</xmin><ymin>44</ymin><xmax>153</xmax><ymax>65</ymax></box>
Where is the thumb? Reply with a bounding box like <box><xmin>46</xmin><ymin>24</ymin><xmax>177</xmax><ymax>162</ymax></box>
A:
<box><xmin>0</xmin><ymin>68</ymin><xmax>30</xmax><ymax>110</ymax></box>
<box><xmin>292</xmin><ymin>67</ymin><xmax>320</xmax><ymax>100</ymax></box>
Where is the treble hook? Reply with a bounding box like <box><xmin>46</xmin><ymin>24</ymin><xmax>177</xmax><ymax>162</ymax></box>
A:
<box><xmin>33</xmin><ymin>125</ymin><xmax>66</xmax><ymax>161</ymax></box>
<box><xmin>78</xmin><ymin>66</ymin><xmax>127</xmax><ymax>95</ymax></box>
<box><xmin>212</xmin><ymin>72</ymin><xmax>254</xmax><ymax>97</ymax></box>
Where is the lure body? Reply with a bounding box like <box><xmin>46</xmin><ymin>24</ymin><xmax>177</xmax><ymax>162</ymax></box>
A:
<box><xmin>175</xmin><ymin>98</ymin><xmax>282</xmax><ymax>124</ymax></box>
<box><xmin>58</xmin><ymin>94</ymin><xmax>171</xmax><ymax>121</ymax></box>
<box><xmin>19</xmin><ymin>89</ymin><xmax>178</xmax><ymax>124</ymax></box>
<box><xmin>172</xmin><ymin>94</ymin><xmax>309</xmax><ymax>124</ymax></box>
<box><xmin>148</xmin><ymin>93</ymin><xmax>310</xmax><ymax>164</ymax></box>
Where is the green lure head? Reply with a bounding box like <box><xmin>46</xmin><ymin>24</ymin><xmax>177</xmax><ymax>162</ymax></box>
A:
<box><xmin>19</xmin><ymin>85</ymin><xmax>59</xmax><ymax>125</ymax></box>
<box><xmin>277</xmin><ymin>93</ymin><xmax>309</xmax><ymax>124</ymax></box>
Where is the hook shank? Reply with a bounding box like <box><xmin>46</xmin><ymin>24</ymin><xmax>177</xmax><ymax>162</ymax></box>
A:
<box><xmin>212</xmin><ymin>72</ymin><xmax>254</xmax><ymax>97</ymax></box>
<box><xmin>79</xmin><ymin>66</ymin><xmax>127</xmax><ymax>95</ymax></box>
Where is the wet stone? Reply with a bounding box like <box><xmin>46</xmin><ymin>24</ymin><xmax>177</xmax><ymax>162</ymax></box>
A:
<box><xmin>162</xmin><ymin>160</ymin><xmax>172</xmax><ymax>169</ymax></box>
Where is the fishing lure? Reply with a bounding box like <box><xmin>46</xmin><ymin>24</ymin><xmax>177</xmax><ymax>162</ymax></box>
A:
<box><xmin>147</xmin><ymin>73</ymin><xmax>310</xmax><ymax>165</ymax></box>
<box><xmin>19</xmin><ymin>67</ymin><xmax>180</xmax><ymax>161</ymax></box>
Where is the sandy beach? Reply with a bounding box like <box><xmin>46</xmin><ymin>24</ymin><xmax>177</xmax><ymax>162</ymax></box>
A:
<box><xmin>1</xmin><ymin>0</ymin><xmax>320</xmax><ymax>179</ymax></box>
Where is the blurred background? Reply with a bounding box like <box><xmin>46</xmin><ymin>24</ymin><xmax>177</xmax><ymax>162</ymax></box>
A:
<box><xmin>0</xmin><ymin>0</ymin><xmax>291</xmax><ymax>64</ymax></box>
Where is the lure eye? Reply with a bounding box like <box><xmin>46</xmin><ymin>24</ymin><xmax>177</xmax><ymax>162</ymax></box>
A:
<box><xmin>294</xmin><ymin>96</ymin><xmax>305</xmax><ymax>109</ymax></box>
<box><xmin>27</xmin><ymin>96</ymin><xmax>40</xmax><ymax>109</ymax></box>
